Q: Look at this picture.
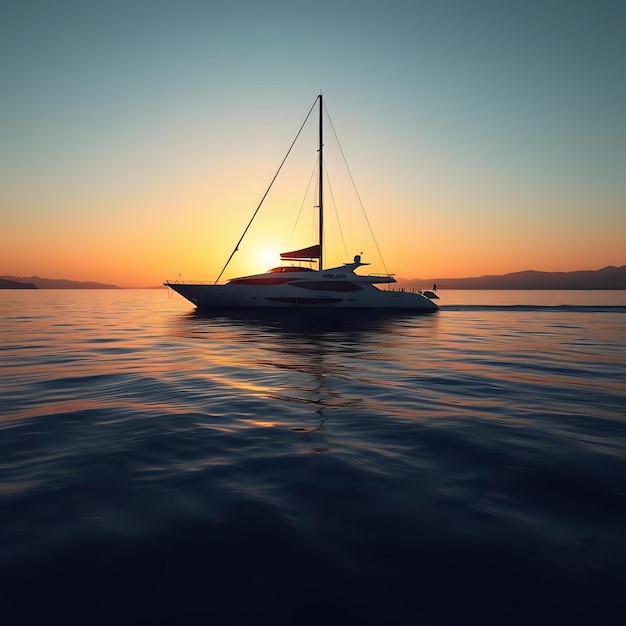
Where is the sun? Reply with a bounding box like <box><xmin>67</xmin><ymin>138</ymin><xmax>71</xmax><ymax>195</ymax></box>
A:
<box><xmin>256</xmin><ymin>247</ymin><xmax>280</xmax><ymax>269</ymax></box>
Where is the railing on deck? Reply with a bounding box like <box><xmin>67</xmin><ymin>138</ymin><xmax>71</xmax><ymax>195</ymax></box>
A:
<box><xmin>165</xmin><ymin>280</ymin><xmax>218</xmax><ymax>285</ymax></box>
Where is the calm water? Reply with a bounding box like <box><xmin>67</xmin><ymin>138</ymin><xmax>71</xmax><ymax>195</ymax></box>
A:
<box><xmin>1</xmin><ymin>290</ymin><xmax>625</xmax><ymax>625</ymax></box>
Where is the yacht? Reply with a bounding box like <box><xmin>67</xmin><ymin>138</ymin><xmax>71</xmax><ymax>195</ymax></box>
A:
<box><xmin>165</xmin><ymin>95</ymin><xmax>438</xmax><ymax>313</ymax></box>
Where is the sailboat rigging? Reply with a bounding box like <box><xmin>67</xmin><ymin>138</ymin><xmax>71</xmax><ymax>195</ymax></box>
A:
<box><xmin>165</xmin><ymin>94</ymin><xmax>438</xmax><ymax>312</ymax></box>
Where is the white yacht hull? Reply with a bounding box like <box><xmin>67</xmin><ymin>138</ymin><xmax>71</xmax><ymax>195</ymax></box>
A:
<box><xmin>165</xmin><ymin>281</ymin><xmax>438</xmax><ymax>312</ymax></box>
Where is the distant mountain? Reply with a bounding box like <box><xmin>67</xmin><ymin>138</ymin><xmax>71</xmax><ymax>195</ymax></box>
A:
<box><xmin>0</xmin><ymin>276</ymin><xmax>120</xmax><ymax>289</ymax></box>
<box><xmin>0</xmin><ymin>278</ymin><xmax>37</xmax><ymax>289</ymax></box>
<box><xmin>399</xmin><ymin>265</ymin><xmax>626</xmax><ymax>290</ymax></box>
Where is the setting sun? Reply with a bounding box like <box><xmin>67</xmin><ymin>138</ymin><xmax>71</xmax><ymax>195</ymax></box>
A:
<box><xmin>256</xmin><ymin>247</ymin><xmax>281</xmax><ymax>270</ymax></box>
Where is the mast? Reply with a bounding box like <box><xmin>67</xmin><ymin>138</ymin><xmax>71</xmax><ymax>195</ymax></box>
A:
<box><xmin>318</xmin><ymin>93</ymin><xmax>323</xmax><ymax>271</ymax></box>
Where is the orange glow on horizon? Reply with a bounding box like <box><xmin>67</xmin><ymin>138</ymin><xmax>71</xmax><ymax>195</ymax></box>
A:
<box><xmin>3</xmin><ymin>113</ymin><xmax>624</xmax><ymax>287</ymax></box>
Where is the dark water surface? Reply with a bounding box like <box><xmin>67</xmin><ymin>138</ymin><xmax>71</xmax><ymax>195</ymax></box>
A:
<box><xmin>2</xmin><ymin>290</ymin><xmax>626</xmax><ymax>625</ymax></box>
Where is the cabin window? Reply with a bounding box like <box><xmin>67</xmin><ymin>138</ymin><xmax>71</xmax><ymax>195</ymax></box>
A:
<box><xmin>292</xmin><ymin>281</ymin><xmax>363</xmax><ymax>292</ymax></box>
<box><xmin>267</xmin><ymin>266</ymin><xmax>315</xmax><ymax>274</ymax></box>
<box><xmin>228</xmin><ymin>277</ymin><xmax>293</xmax><ymax>285</ymax></box>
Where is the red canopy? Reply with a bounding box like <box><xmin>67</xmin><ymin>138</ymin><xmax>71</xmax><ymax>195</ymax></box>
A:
<box><xmin>280</xmin><ymin>244</ymin><xmax>320</xmax><ymax>260</ymax></box>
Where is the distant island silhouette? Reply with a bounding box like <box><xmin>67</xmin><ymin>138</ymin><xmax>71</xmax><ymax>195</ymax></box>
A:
<box><xmin>0</xmin><ymin>276</ymin><xmax>119</xmax><ymax>289</ymax></box>
<box><xmin>0</xmin><ymin>278</ymin><xmax>37</xmax><ymax>289</ymax></box>
<box><xmin>2</xmin><ymin>266</ymin><xmax>625</xmax><ymax>289</ymax></box>
<box><xmin>399</xmin><ymin>265</ymin><xmax>626</xmax><ymax>290</ymax></box>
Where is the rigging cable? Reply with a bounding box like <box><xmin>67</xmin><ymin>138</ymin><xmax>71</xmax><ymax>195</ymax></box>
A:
<box><xmin>323</xmin><ymin>101</ymin><xmax>389</xmax><ymax>275</ymax></box>
<box><xmin>214</xmin><ymin>96</ymin><xmax>319</xmax><ymax>284</ymax></box>
<box><xmin>323</xmin><ymin>159</ymin><xmax>349</xmax><ymax>262</ymax></box>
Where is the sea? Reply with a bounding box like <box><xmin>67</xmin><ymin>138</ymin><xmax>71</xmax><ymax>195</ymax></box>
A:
<box><xmin>1</xmin><ymin>289</ymin><xmax>625</xmax><ymax>625</ymax></box>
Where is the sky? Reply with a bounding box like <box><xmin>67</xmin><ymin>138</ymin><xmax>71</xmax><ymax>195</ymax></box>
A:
<box><xmin>1</xmin><ymin>0</ymin><xmax>624</xmax><ymax>287</ymax></box>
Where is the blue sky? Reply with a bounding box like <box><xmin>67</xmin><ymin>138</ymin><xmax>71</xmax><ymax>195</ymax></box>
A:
<box><xmin>1</xmin><ymin>0</ymin><xmax>624</xmax><ymax>285</ymax></box>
